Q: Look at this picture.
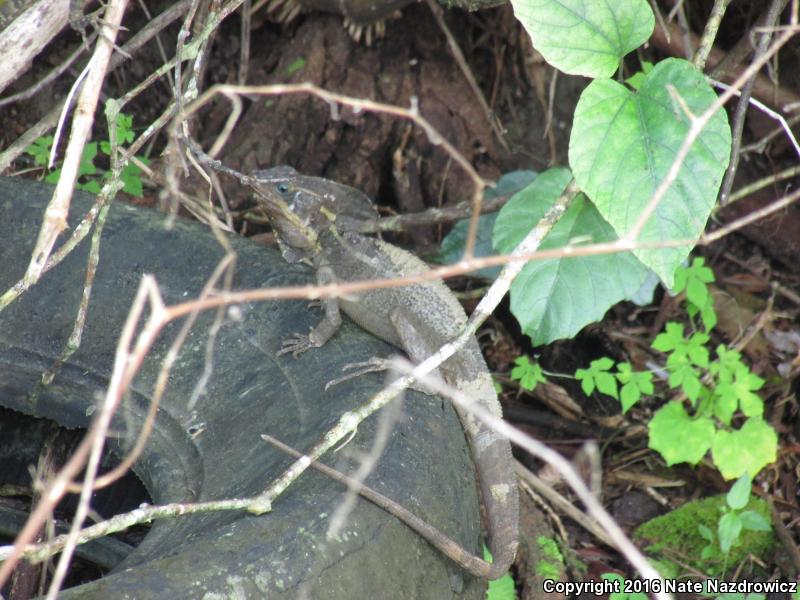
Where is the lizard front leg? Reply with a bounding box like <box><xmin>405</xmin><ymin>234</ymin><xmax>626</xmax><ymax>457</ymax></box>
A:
<box><xmin>278</xmin><ymin>263</ymin><xmax>342</xmax><ymax>357</ymax></box>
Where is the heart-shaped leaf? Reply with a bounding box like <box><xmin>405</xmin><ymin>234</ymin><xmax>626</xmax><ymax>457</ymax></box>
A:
<box><xmin>493</xmin><ymin>167</ymin><xmax>650</xmax><ymax>344</ymax></box>
<box><xmin>648</xmin><ymin>400</ymin><xmax>715</xmax><ymax>466</ymax></box>
<box><xmin>712</xmin><ymin>418</ymin><xmax>778</xmax><ymax>480</ymax></box>
<box><xmin>569</xmin><ymin>58</ymin><xmax>732</xmax><ymax>286</ymax></box>
<box><xmin>511</xmin><ymin>0</ymin><xmax>654</xmax><ymax>78</ymax></box>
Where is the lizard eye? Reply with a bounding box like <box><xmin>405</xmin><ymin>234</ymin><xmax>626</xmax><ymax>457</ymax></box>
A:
<box><xmin>277</xmin><ymin>183</ymin><xmax>290</xmax><ymax>194</ymax></box>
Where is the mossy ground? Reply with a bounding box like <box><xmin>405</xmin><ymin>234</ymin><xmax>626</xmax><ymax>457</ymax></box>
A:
<box><xmin>634</xmin><ymin>494</ymin><xmax>774</xmax><ymax>576</ymax></box>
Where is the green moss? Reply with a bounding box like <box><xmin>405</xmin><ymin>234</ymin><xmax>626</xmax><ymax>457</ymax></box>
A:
<box><xmin>634</xmin><ymin>495</ymin><xmax>774</xmax><ymax>576</ymax></box>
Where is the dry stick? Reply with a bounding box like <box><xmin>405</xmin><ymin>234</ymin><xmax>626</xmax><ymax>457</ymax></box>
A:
<box><xmin>37</xmin><ymin>98</ymin><xmax>130</xmax><ymax>391</ymax></box>
<box><xmin>423</xmin><ymin>0</ymin><xmax>508</xmax><ymax>152</ymax></box>
<box><xmin>0</xmin><ymin>34</ymin><xmax>95</xmax><ymax>108</ymax></box>
<box><xmin>0</xmin><ymin>0</ymin><xmax>69</xmax><ymax>93</ymax></box>
<box><xmin>261</xmin><ymin>433</ymin><xmax>498</xmax><ymax>576</ymax></box>
<box><xmin>0</xmin><ymin>0</ymin><xmax>191</xmax><ymax>174</ymax></box>
<box><xmin>727</xmin><ymin>164</ymin><xmax>800</xmax><ymax>204</ymax></box>
<box><xmin>389</xmin><ymin>358</ymin><xmax>668</xmax><ymax>599</ymax></box>
<box><xmin>7</xmin><ymin>0</ymin><xmax>243</xmax><ymax>287</ymax></box>
<box><xmin>710</xmin><ymin>0</ymin><xmax>791</xmax><ymax>82</ymax></box>
<box><xmin>711</xmin><ymin>79</ymin><xmax>800</xmax><ymax>160</ymax></box>
<box><xmin>649</xmin><ymin>15</ymin><xmax>800</xmax><ymax>111</ymax></box>
<box><xmin>38</xmin><ymin>201</ymin><xmax>112</xmax><ymax>387</ymax></box>
<box><xmin>325</xmin><ymin>390</ymin><xmax>403</xmax><ymax>540</ymax></box>
<box><xmin>362</xmin><ymin>192</ymin><xmax>511</xmax><ymax>233</ymax></box>
<box><xmin>692</xmin><ymin>0</ymin><xmax>732</xmax><ymax>71</ymax></box>
<box><xmin>239</xmin><ymin>0</ymin><xmax>252</xmax><ymax>85</ymax></box>
<box><xmin>24</xmin><ymin>0</ymin><xmax>130</xmax><ymax>290</ymax></box>
<box><xmin>626</xmin><ymin>13</ymin><xmax>798</xmax><ymax>243</ymax></box>
<box><xmin>719</xmin><ymin>0</ymin><xmax>787</xmax><ymax>205</ymax></box>
<box><xmin>514</xmin><ymin>461</ymin><xmax>614</xmax><ymax>547</ymax></box>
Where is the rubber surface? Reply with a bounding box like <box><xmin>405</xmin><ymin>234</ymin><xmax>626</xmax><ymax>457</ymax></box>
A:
<box><xmin>0</xmin><ymin>178</ymin><xmax>484</xmax><ymax>599</ymax></box>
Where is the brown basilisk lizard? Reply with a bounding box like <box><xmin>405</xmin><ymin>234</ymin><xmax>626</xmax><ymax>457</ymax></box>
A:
<box><xmin>249</xmin><ymin>165</ymin><xmax>518</xmax><ymax>579</ymax></box>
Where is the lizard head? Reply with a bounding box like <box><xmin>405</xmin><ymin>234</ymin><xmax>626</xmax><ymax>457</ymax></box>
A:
<box><xmin>254</xmin><ymin>165</ymin><xmax>378</xmax><ymax>225</ymax></box>
<box><xmin>250</xmin><ymin>166</ymin><xmax>323</xmax><ymax>264</ymax></box>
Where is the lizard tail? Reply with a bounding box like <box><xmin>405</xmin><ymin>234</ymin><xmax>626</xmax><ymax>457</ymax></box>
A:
<box><xmin>475</xmin><ymin>433</ymin><xmax>520</xmax><ymax>579</ymax></box>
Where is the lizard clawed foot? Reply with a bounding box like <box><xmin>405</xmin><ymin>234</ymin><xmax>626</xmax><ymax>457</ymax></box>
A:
<box><xmin>325</xmin><ymin>357</ymin><xmax>391</xmax><ymax>390</ymax></box>
<box><xmin>276</xmin><ymin>332</ymin><xmax>318</xmax><ymax>358</ymax></box>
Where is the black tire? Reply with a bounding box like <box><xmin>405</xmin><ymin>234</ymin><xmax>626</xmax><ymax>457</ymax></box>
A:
<box><xmin>0</xmin><ymin>178</ymin><xmax>485</xmax><ymax>599</ymax></box>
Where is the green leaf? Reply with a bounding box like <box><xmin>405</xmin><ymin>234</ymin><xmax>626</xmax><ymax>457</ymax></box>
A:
<box><xmin>717</xmin><ymin>511</ymin><xmax>742</xmax><ymax>554</ymax></box>
<box><xmin>697</xmin><ymin>523</ymin><xmax>714</xmax><ymax>542</ymax></box>
<box><xmin>626</xmin><ymin>61</ymin><xmax>654</xmax><ymax>90</ymax></box>
<box><xmin>121</xmin><ymin>158</ymin><xmax>149</xmax><ymax>197</ymax></box>
<box><xmin>485</xmin><ymin>546</ymin><xmax>516</xmax><ymax>600</ymax></box>
<box><xmin>511</xmin><ymin>0</ymin><xmax>654</xmax><ymax>78</ymax></box>
<box><xmin>575</xmin><ymin>357</ymin><xmax>618</xmax><ymax>399</ymax></box>
<box><xmin>711</xmin><ymin>418</ymin><xmax>778</xmax><ymax>479</ymax></box>
<box><xmin>726</xmin><ymin>474</ymin><xmax>751</xmax><ymax>510</ymax></box>
<box><xmin>615</xmin><ymin>363</ymin><xmax>653</xmax><ymax>412</ymax></box>
<box><xmin>25</xmin><ymin>135</ymin><xmax>54</xmax><ymax>166</ymax></box>
<box><xmin>569</xmin><ymin>58</ymin><xmax>732</xmax><ymax>286</ymax></box>
<box><xmin>436</xmin><ymin>170</ymin><xmax>538</xmax><ymax>279</ymax></box>
<box><xmin>652</xmin><ymin>322</ymin><xmax>684</xmax><ymax>352</ymax></box>
<box><xmin>648</xmin><ymin>401</ymin><xmax>714</xmax><ymax>465</ymax></box>
<box><xmin>286</xmin><ymin>57</ymin><xmax>307</xmax><ymax>75</ymax></box>
<box><xmin>78</xmin><ymin>142</ymin><xmax>98</xmax><ymax>177</ymax></box>
<box><xmin>510</xmin><ymin>356</ymin><xmax>547</xmax><ymax>391</ymax></box>
<box><xmin>77</xmin><ymin>179</ymin><xmax>101</xmax><ymax>193</ymax></box>
<box><xmin>673</xmin><ymin>257</ymin><xmax>715</xmax><ymax>309</ymax></box>
<box><xmin>712</xmin><ymin>385</ymin><xmax>737</xmax><ymax>426</ymax></box>
<box><xmin>734</xmin><ymin>368</ymin><xmax>765</xmax><ymax>418</ymax></box>
<box><xmin>738</xmin><ymin>510</ymin><xmax>771</xmax><ymax>532</ymax></box>
<box><xmin>698</xmin><ymin>303</ymin><xmax>718</xmax><ymax>331</ymax></box>
<box><xmin>711</xmin><ymin>345</ymin><xmax>743</xmax><ymax>382</ymax></box>
<box><xmin>494</xmin><ymin>167</ymin><xmax>650</xmax><ymax>344</ymax></box>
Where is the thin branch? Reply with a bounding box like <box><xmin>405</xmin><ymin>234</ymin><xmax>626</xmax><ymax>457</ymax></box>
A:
<box><xmin>693</xmin><ymin>0</ymin><xmax>732</xmax><ymax>71</ymax></box>
<box><xmin>726</xmin><ymin>164</ymin><xmax>800</xmax><ymax>204</ymax></box>
<box><xmin>718</xmin><ymin>0</ymin><xmax>787</xmax><ymax>205</ymax></box>
<box><xmin>23</xmin><ymin>0</ymin><xmax>130</xmax><ymax>290</ymax></box>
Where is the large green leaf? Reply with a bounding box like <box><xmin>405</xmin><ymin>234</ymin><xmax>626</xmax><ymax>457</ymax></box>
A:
<box><xmin>648</xmin><ymin>401</ymin><xmax>715</xmax><ymax>466</ymax></box>
<box><xmin>569</xmin><ymin>58</ymin><xmax>732</xmax><ymax>286</ymax></box>
<box><xmin>433</xmin><ymin>171</ymin><xmax>537</xmax><ymax>280</ymax></box>
<box><xmin>712</xmin><ymin>418</ymin><xmax>778</xmax><ymax>480</ymax></box>
<box><xmin>493</xmin><ymin>167</ymin><xmax>650</xmax><ymax>344</ymax></box>
<box><xmin>511</xmin><ymin>0</ymin><xmax>654</xmax><ymax>78</ymax></box>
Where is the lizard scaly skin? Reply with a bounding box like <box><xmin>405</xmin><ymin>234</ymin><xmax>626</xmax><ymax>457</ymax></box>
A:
<box><xmin>249</xmin><ymin>166</ymin><xmax>518</xmax><ymax>579</ymax></box>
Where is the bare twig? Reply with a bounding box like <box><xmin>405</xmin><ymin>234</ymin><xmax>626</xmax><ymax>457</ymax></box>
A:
<box><xmin>0</xmin><ymin>0</ymin><xmax>70</xmax><ymax>93</ymax></box>
<box><xmin>24</xmin><ymin>0</ymin><xmax>130</xmax><ymax>291</ymax></box>
<box><xmin>718</xmin><ymin>0</ymin><xmax>787</xmax><ymax>205</ymax></box>
<box><xmin>0</xmin><ymin>33</ymin><xmax>95</xmax><ymax>108</ymax></box>
<box><xmin>423</xmin><ymin>0</ymin><xmax>508</xmax><ymax>151</ymax></box>
<box><xmin>693</xmin><ymin>0</ymin><xmax>732</xmax><ymax>71</ymax></box>
<box><xmin>0</xmin><ymin>0</ymin><xmax>192</xmax><ymax>174</ymax></box>
<box><xmin>726</xmin><ymin>164</ymin><xmax>800</xmax><ymax>205</ymax></box>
